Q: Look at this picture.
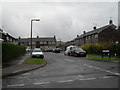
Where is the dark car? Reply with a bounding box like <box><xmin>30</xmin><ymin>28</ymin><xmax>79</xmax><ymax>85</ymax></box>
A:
<box><xmin>70</xmin><ymin>47</ymin><xmax>86</xmax><ymax>57</ymax></box>
<box><xmin>53</xmin><ymin>48</ymin><xmax>61</xmax><ymax>53</ymax></box>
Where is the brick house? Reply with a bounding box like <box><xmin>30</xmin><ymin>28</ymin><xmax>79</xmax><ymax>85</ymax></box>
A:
<box><xmin>67</xmin><ymin>20</ymin><xmax>118</xmax><ymax>46</ymax></box>
<box><xmin>117</xmin><ymin>26</ymin><xmax>120</xmax><ymax>42</ymax></box>
<box><xmin>18</xmin><ymin>36</ymin><xmax>57</xmax><ymax>50</ymax></box>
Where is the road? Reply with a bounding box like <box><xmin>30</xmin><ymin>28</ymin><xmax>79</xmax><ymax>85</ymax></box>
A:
<box><xmin>2</xmin><ymin>52</ymin><xmax>119</xmax><ymax>88</ymax></box>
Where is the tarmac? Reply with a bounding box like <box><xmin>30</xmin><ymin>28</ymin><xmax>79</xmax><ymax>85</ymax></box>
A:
<box><xmin>1</xmin><ymin>53</ymin><xmax>119</xmax><ymax>78</ymax></box>
<box><xmin>2</xmin><ymin>53</ymin><xmax>47</xmax><ymax>78</ymax></box>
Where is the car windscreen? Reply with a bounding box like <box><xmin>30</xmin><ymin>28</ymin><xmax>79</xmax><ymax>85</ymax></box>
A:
<box><xmin>75</xmin><ymin>48</ymin><xmax>84</xmax><ymax>52</ymax></box>
<box><xmin>33</xmin><ymin>49</ymin><xmax>42</xmax><ymax>52</ymax></box>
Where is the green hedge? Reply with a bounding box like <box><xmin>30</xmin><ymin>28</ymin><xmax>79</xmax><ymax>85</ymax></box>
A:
<box><xmin>2</xmin><ymin>42</ymin><xmax>26</xmax><ymax>63</ymax></box>
<box><xmin>81</xmin><ymin>43</ymin><xmax>120</xmax><ymax>56</ymax></box>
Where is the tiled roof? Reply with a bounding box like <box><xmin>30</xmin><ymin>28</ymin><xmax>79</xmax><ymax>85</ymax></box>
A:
<box><xmin>79</xmin><ymin>24</ymin><xmax>117</xmax><ymax>38</ymax></box>
<box><xmin>19</xmin><ymin>37</ymin><xmax>56</xmax><ymax>42</ymax></box>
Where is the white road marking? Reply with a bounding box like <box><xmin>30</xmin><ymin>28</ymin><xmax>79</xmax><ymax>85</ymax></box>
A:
<box><xmin>84</xmin><ymin>64</ymin><xmax>120</xmax><ymax>76</ymax></box>
<box><xmin>65</xmin><ymin>59</ymin><xmax>75</xmax><ymax>62</ymax></box>
<box><xmin>100</xmin><ymin>76</ymin><xmax>114</xmax><ymax>79</ymax></box>
<box><xmin>22</xmin><ymin>73</ymin><xmax>30</xmax><ymax>75</ymax></box>
<box><xmin>33</xmin><ymin>82</ymin><xmax>50</xmax><ymax>85</ymax></box>
<box><xmin>7</xmin><ymin>84</ymin><xmax>24</xmax><ymax>87</ymax></box>
<box><xmin>18</xmin><ymin>77</ymin><xmax>28</xmax><ymax>79</ymax></box>
<box><xmin>18</xmin><ymin>60</ymin><xmax>25</xmax><ymax>64</ymax></box>
<box><xmin>13</xmin><ymin>70</ymin><xmax>23</xmax><ymax>73</ymax></box>
<box><xmin>58</xmin><ymin>80</ymin><xmax>74</xmax><ymax>83</ymax></box>
<box><xmin>79</xmin><ymin>78</ymin><xmax>96</xmax><ymax>81</ymax></box>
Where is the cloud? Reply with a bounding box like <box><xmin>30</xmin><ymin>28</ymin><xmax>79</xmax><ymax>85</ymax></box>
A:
<box><xmin>2</xmin><ymin>2</ymin><xmax>118</xmax><ymax>41</ymax></box>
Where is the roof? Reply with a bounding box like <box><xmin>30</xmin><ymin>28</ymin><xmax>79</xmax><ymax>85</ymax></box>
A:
<box><xmin>19</xmin><ymin>37</ymin><xmax>56</xmax><ymax>42</ymax></box>
<box><xmin>79</xmin><ymin>24</ymin><xmax>117</xmax><ymax>38</ymax></box>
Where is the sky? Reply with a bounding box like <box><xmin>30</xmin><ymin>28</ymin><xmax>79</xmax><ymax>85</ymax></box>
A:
<box><xmin>0</xmin><ymin>0</ymin><xmax>119</xmax><ymax>42</ymax></box>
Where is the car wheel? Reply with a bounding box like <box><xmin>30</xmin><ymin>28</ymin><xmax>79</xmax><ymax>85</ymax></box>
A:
<box><xmin>68</xmin><ymin>53</ymin><xmax>70</xmax><ymax>56</ymax></box>
<box><xmin>84</xmin><ymin>54</ymin><xmax>86</xmax><ymax>57</ymax></box>
<box><xmin>74</xmin><ymin>54</ymin><xmax>77</xmax><ymax>57</ymax></box>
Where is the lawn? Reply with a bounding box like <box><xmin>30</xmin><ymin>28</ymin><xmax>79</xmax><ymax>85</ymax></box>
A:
<box><xmin>87</xmin><ymin>55</ymin><xmax>120</xmax><ymax>61</ymax></box>
<box><xmin>24</xmin><ymin>58</ymin><xmax>47</xmax><ymax>64</ymax></box>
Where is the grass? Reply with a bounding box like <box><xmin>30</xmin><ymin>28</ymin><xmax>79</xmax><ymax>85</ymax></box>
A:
<box><xmin>87</xmin><ymin>55</ymin><xmax>120</xmax><ymax>61</ymax></box>
<box><xmin>24</xmin><ymin>58</ymin><xmax>47</xmax><ymax>64</ymax></box>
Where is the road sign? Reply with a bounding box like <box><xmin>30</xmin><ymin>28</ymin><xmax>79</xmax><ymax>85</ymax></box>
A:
<box><xmin>102</xmin><ymin>49</ymin><xmax>110</xmax><ymax>59</ymax></box>
<box><xmin>102</xmin><ymin>50</ymin><xmax>109</xmax><ymax>53</ymax></box>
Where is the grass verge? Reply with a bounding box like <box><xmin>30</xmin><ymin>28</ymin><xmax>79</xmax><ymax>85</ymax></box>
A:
<box><xmin>24</xmin><ymin>58</ymin><xmax>47</xmax><ymax>64</ymax></box>
<box><xmin>87</xmin><ymin>55</ymin><xmax>120</xmax><ymax>61</ymax></box>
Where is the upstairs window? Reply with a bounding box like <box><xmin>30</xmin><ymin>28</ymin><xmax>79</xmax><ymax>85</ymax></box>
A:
<box><xmin>95</xmin><ymin>34</ymin><xmax>98</xmax><ymax>38</ymax></box>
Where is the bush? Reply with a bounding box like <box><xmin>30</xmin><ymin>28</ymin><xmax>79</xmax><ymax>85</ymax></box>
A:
<box><xmin>2</xmin><ymin>42</ymin><xmax>26</xmax><ymax>63</ymax></box>
<box><xmin>81</xmin><ymin>42</ymin><xmax>120</xmax><ymax>56</ymax></box>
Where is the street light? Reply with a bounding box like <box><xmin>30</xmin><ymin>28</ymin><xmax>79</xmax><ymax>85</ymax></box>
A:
<box><xmin>31</xmin><ymin>19</ymin><xmax>40</xmax><ymax>56</ymax></box>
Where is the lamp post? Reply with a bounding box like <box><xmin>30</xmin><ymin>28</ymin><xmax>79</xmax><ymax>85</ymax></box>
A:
<box><xmin>31</xmin><ymin>19</ymin><xmax>40</xmax><ymax>56</ymax></box>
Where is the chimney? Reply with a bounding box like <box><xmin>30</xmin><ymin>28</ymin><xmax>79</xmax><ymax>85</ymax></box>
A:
<box><xmin>83</xmin><ymin>31</ymin><xmax>86</xmax><ymax>34</ymax></box>
<box><xmin>109</xmin><ymin>19</ymin><xmax>113</xmax><ymax>25</ymax></box>
<box><xmin>93</xmin><ymin>26</ymin><xmax>96</xmax><ymax>30</ymax></box>
<box><xmin>19</xmin><ymin>37</ymin><xmax>21</xmax><ymax>39</ymax></box>
<box><xmin>37</xmin><ymin>36</ymin><xmax>39</xmax><ymax>38</ymax></box>
<box><xmin>77</xmin><ymin>35</ymin><xmax>79</xmax><ymax>37</ymax></box>
<box><xmin>54</xmin><ymin>36</ymin><xmax>56</xmax><ymax>38</ymax></box>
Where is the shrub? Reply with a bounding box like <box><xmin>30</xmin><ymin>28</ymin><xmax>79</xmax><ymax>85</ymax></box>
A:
<box><xmin>81</xmin><ymin>42</ymin><xmax>120</xmax><ymax>56</ymax></box>
<box><xmin>2</xmin><ymin>42</ymin><xmax>26</xmax><ymax>63</ymax></box>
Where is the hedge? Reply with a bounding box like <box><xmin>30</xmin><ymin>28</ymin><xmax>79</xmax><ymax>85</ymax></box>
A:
<box><xmin>2</xmin><ymin>42</ymin><xmax>26</xmax><ymax>63</ymax></box>
<box><xmin>81</xmin><ymin>42</ymin><xmax>120</xmax><ymax>56</ymax></box>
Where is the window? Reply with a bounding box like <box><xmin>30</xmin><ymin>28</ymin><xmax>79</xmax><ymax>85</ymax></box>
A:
<box><xmin>32</xmin><ymin>42</ymin><xmax>35</xmax><ymax>44</ymax></box>
<box><xmin>49</xmin><ymin>42</ymin><xmax>51</xmax><ymax>44</ymax></box>
<box><xmin>52</xmin><ymin>42</ymin><xmax>55</xmax><ymax>44</ymax></box>
<box><xmin>22</xmin><ymin>42</ymin><xmax>24</xmax><ymax>44</ymax></box>
<box><xmin>95</xmin><ymin>34</ymin><xmax>98</xmax><ymax>38</ymax></box>
<box><xmin>44</xmin><ymin>42</ymin><xmax>47</xmax><ymax>44</ymax></box>
<box><xmin>7</xmin><ymin>36</ymin><xmax>9</xmax><ymax>41</ymax></box>
<box><xmin>40</xmin><ymin>42</ymin><xmax>43</xmax><ymax>44</ymax></box>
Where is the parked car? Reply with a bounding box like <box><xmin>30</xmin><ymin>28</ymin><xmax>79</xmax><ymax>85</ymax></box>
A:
<box><xmin>53</xmin><ymin>47</ymin><xmax>61</xmax><ymax>53</ymax></box>
<box><xmin>64</xmin><ymin>45</ymin><xmax>76</xmax><ymax>56</ymax></box>
<box><xmin>45</xmin><ymin>47</ymin><xmax>54</xmax><ymax>52</ymax></box>
<box><xmin>32</xmin><ymin>48</ymin><xmax>44</xmax><ymax>59</ymax></box>
<box><xmin>26</xmin><ymin>47</ymin><xmax>31</xmax><ymax>52</ymax></box>
<box><xmin>70</xmin><ymin>47</ymin><xmax>86</xmax><ymax>57</ymax></box>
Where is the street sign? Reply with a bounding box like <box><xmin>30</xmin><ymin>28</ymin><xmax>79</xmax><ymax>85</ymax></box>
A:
<box><xmin>102</xmin><ymin>49</ymin><xmax>110</xmax><ymax>59</ymax></box>
<box><xmin>102</xmin><ymin>50</ymin><xmax>109</xmax><ymax>53</ymax></box>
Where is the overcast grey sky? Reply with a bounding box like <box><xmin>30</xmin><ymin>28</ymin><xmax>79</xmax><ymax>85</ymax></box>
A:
<box><xmin>1</xmin><ymin>1</ymin><xmax>119</xmax><ymax>42</ymax></box>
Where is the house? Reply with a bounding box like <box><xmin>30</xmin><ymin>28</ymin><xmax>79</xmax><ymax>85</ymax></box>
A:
<box><xmin>0</xmin><ymin>28</ymin><xmax>18</xmax><ymax>44</ymax></box>
<box><xmin>67</xmin><ymin>19</ymin><xmax>118</xmax><ymax>46</ymax></box>
<box><xmin>18</xmin><ymin>36</ymin><xmax>57</xmax><ymax>50</ymax></box>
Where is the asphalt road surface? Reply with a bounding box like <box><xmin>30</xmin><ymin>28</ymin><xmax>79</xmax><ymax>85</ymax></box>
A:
<box><xmin>2</xmin><ymin>52</ymin><xmax>119</xmax><ymax>88</ymax></box>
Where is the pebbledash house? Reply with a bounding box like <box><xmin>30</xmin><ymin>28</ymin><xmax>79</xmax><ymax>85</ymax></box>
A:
<box><xmin>66</xmin><ymin>19</ymin><xmax>119</xmax><ymax>46</ymax></box>
<box><xmin>18</xmin><ymin>36</ymin><xmax>57</xmax><ymax>50</ymax></box>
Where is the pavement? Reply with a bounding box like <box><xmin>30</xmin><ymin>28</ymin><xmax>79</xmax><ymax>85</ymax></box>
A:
<box><xmin>2</xmin><ymin>53</ymin><xmax>47</xmax><ymax>78</ymax></box>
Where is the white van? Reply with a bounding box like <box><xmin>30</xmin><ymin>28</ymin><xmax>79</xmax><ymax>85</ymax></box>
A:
<box><xmin>64</xmin><ymin>45</ymin><xmax>77</xmax><ymax>56</ymax></box>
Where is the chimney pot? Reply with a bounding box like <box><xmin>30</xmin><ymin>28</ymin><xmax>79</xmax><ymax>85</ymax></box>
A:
<box><xmin>37</xmin><ymin>36</ymin><xmax>39</xmax><ymax>38</ymax></box>
<box><xmin>93</xmin><ymin>26</ymin><xmax>96</xmax><ymax>30</ymax></box>
<box><xmin>83</xmin><ymin>31</ymin><xmax>86</xmax><ymax>34</ymax></box>
<box><xmin>109</xmin><ymin>19</ymin><xmax>113</xmax><ymax>24</ymax></box>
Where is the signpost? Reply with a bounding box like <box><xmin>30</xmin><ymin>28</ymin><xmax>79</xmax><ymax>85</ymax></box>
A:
<box><xmin>102</xmin><ymin>49</ymin><xmax>110</xmax><ymax>59</ymax></box>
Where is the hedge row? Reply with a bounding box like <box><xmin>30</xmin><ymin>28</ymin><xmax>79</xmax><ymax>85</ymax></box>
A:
<box><xmin>2</xmin><ymin>42</ymin><xmax>26</xmax><ymax>63</ymax></box>
<box><xmin>81</xmin><ymin>42</ymin><xmax>120</xmax><ymax>56</ymax></box>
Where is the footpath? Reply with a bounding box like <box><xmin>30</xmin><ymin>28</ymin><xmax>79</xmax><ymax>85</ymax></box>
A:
<box><xmin>2</xmin><ymin>53</ymin><xmax>47</xmax><ymax>78</ymax></box>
